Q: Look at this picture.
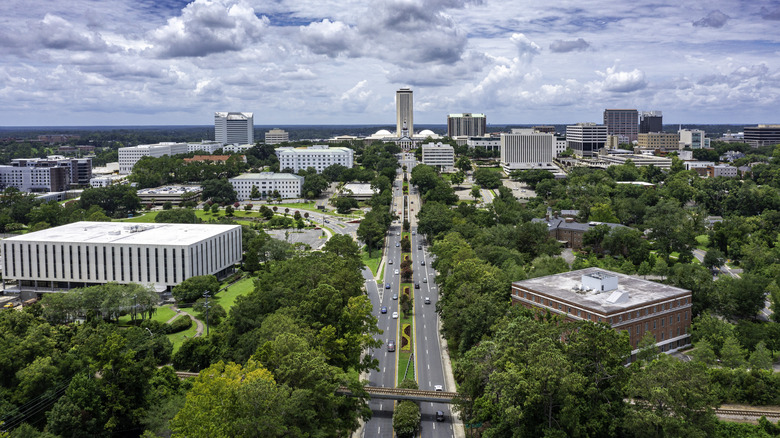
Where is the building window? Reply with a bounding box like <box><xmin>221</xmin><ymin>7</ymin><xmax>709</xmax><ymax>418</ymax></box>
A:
<box><xmin>653</xmin><ymin>320</ymin><xmax>656</xmax><ymax>329</ymax></box>
<box><xmin>661</xmin><ymin>318</ymin><xmax>664</xmax><ymax>327</ymax></box>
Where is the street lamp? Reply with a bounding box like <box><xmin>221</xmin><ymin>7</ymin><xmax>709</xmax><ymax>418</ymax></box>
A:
<box><xmin>203</xmin><ymin>291</ymin><xmax>210</xmax><ymax>336</ymax></box>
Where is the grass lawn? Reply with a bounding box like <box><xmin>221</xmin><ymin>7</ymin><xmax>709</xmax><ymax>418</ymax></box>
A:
<box><xmin>119</xmin><ymin>211</ymin><xmax>159</xmax><ymax>223</ymax></box>
<box><xmin>397</xmin><ymin>285</ymin><xmax>415</xmax><ymax>384</ymax></box>
<box><xmin>117</xmin><ymin>304</ymin><xmax>177</xmax><ymax>326</ymax></box>
<box><xmin>362</xmin><ymin>247</ymin><xmax>382</xmax><ymax>276</ymax></box>
<box><xmin>696</xmin><ymin>234</ymin><xmax>710</xmax><ymax>250</ymax></box>
<box><xmin>167</xmin><ymin>314</ymin><xmax>198</xmax><ymax>354</ymax></box>
<box><xmin>272</xmin><ymin>202</ymin><xmax>319</xmax><ymax>213</ymax></box>
<box><xmin>217</xmin><ymin>277</ymin><xmax>255</xmax><ymax>311</ymax></box>
<box><xmin>379</xmin><ymin>262</ymin><xmax>386</xmax><ymax>282</ymax></box>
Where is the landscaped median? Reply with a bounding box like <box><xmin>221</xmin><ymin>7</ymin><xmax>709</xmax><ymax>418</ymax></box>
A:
<box><xmin>397</xmin><ymin>282</ymin><xmax>415</xmax><ymax>383</ymax></box>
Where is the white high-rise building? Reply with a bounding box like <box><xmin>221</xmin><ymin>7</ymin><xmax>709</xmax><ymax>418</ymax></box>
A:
<box><xmin>500</xmin><ymin>130</ymin><xmax>556</xmax><ymax>172</ymax></box>
<box><xmin>215</xmin><ymin>112</ymin><xmax>254</xmax><ymax>145</ymax></box>
<box><xmin>566</xmin><ymin>123</ymin><xmax>608</xmax><ymax>157</ymax></box>
<box><xmin>396</xmin><ymin>88</ymin><xmax>414</xmax><ymax>138</ymax></box>
<box><xmin>118</xmin><ymin>142</ymin><xmax>188</xmax><ymax>174</ymax></box>
<box><xmin>421</xmin><ymin>142</ymin><xmax>455</xmax><ymax>171</ymax></box>
<box><xmin>276</xmin><ymin>145</ymin><xmax>354</xmax><ymax>173</ymax></box>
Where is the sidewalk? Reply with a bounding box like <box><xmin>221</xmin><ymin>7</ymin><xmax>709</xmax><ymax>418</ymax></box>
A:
<box><xmin>169</xmin><ymin>305</ymin><xmax>204</xmax><ymax>337</ymax></box>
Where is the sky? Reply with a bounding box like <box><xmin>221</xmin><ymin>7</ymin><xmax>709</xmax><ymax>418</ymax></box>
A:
<box><xmin>1</xmin><ymin>0</ymin><xmax>779</xmax><ymax>127</ymax></box>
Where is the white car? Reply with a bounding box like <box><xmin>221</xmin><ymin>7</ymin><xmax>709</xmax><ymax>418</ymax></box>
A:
<box><xmin>388</xmin><ymin>259</ymin><xmax>393</xmax><ymax>264</ymax></box>
<box><xmin>395</xmin><ymin>269</ymin><xmax>399</xmax><ymax>275</ymax></box>
<box><xmin>392</xmin><ymin>312</ymin><xmax>398</xmax><ymax>319</ymax></box>
<box><xmin>434</xmin><ymin>385</ymin><xmax>443</xmax><ymax>392</ymax></box>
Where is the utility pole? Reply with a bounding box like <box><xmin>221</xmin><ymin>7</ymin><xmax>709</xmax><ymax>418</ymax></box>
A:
<box><xmin>203</xmin><ymin>291</ymin><xmax>210</xmax><ymax>336</ymax></box>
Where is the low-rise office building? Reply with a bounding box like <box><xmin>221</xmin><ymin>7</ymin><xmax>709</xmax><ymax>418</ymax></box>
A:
<box><xmin>421</xmin><ymin>142</ymin><xmax>455</xmax><ymax>171</ymax></box>
<box><xmin>500</xmin><ymin>130</ymin><xmax>555</xmax><ymax>172</ymax></box>
<box><xmin>187</xmin><ymin>141</ymin><xmax>223</xmax><ymax>154</ymax></box>
<box><xmin>532</xmin><ymin>214</ymin><xmax>626</xmax><ymax>250</ymax></box>
<box><xmin>229</xmin><ymin>172</ymin><xmax>303</xmax><ymax>200</ymax></box>
<box><xmin>511</xmin><ymin>268</ymin><xmax>692</xmax><ymax>360</ymax></box>
<box><xmin>137</xmin><ymin>185</ymin><xmax>202</xmax><ymax>206</ymax></box>
<box><xmin>264</xmin><ymin>128</ymin><xmax>289</xmax><ymax>144</ymax></box>
<box><xmin>637</xmin><ymin>132</ymin><xmax>680</xmax><ymax>150</ymax></box>
<box><xmin>118</xmin><ymin>143</ymin><xmax>188</xmax><ymax>174</ymax></box>
<box><xmin>276</xmin><ymin>145</ymin><xmax>354</xmax><ymax>173</ymax></box>
<box><xmin>1</xmin><ymin>222</ymin><xmax>242</xmax><ymax>297</ymax></box>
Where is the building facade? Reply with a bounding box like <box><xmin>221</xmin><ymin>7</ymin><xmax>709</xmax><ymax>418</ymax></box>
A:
<box><xmin>532</xmin><ymin>215</ymin><xmax>626</xmax><ymax>250</ymax></box>
<box><xmin>396</xmin><ymin>88</ymin><xmax>414</xmax><ymax>138</ymax></box>
<box><xmin>0</xmin><ymin>165</ymin><xmax>69</xmax><ymax>192</ymax></box>
<box><xmin>276</xmin><ymin>145</ymin><xmax>354</xmax><ymax>173</ymax></box>
<box><xmin>1</xmin><ymin>222</ymin><xmax>242</xmax><ymax>296</ymax></box>
<box><xmin>678</xmin><ymin>129</ymin><xmax>710</xmax><ymax>149</ymax></box>
<box><xmin>744</xmin><ymin>125</ymin><xmax>780</xmax><ymax>148</ymax></box>
<box><xmin>3</xmin><ymin>156</ymin><xmax>92</xmax><ymax>189</ymax></box>
<box><xmin>214</xmin><ymin>112</ymin><xmax>254</xmax><ymax>145</ymax></box>
<box><xmin>639</xmin><ymin>111</ymin><xmax>663</xmax><ymax>133</ymax></box>
<box><xmin>566</xmin><ymin>123</ymin><xmax>607</xmax><ymax>157</ymax></box>
<box><xmin>447</xmin><ymin>113</ymin><xmax>486</xmax><ymax>137</ymax></box>
<box><xmin>264</xmin><ymin>128</ymin><xmax>289</xmax><ymax>144</ymax></box>
<box><xmin>118</xmin><ymin>143</ymin><xmax>188</xmax><ymax>174</ymax></box>
<box><xmin>466</xmin><ymin>136</ymin><xmax>501</xmax><ymax>151</ymax></box>
<box><xmin>229</xmin><ymin>172</ymin><xmax>303</xmax><ymax>200</ymax></box>
<box><xmin>500</xmin><ymin>130</ymin><xmax>555</xmax><ymax>172</ymax></box>
<box><xmin>637</xmin><ymin>132</ymin><xmax>680</xmax><ymax>150</ymax></box>
<box><xmin>187</xmin><ymin>141</ymin><xmax>223</xmax><ymax>154</ymax></box>
<box><xmin>137</xmin><ymin>186</ymin><xmax>202</xmax><ymax>206</ymax></box>
<box><xmin>421</xmin><ymin>142</ymin><xmax>455</xmax><ymax>171</ymax></box>
<box><xmin>603</xmin><ymin>109</ymin><xmax>639</xmax><ymax>143</ymax></box>
<box><xmin>511</xmin><ymin>268</ymin><xmax>692</xmax><ymax>359</ymax></box>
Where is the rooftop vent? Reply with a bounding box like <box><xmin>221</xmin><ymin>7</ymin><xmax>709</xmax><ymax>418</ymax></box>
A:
<box><xmin>606</xmin><ymin>290</ymin><xmax>630</xmax><ymax>304</ymax></box>
<box><xmin>581</xmin><ymin>271</ymin><xmax>618</xmax><ymax>293</ymax></box>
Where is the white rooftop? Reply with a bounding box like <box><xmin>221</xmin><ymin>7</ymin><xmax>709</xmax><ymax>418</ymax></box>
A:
<box><xmin>513</xmin><ymin>268</ymin><xmax>690</xmax><ymax>314</ymax></box>
<box><xmin>230</xmin><ymin>172</ymin><xmax>303</xmax><ymax>181</ymax></box>
<box><xmin>4</xmin><ymin>221</ymin><xmax>240</xmax><ymax>246</ymax></box>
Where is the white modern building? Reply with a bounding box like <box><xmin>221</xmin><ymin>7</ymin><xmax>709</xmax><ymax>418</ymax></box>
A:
<box><xmin>118</xmin><ymin>142</ymin><xmax>188</xmax><ymax>174</ymax></box>
<box><xmin>264</xmin><ymin>128</ymin><xmax>289</xmax><ymax>144</ymax></box>
<box><xmin>684</xmin><ymin>161</ymin><xmax>716</xmax><ymax>170</ymax></box>
<box><xmin>466</xmin><ymin>136</ymin><xmax>501</xmax><ymax>151</ymax></box>
<box><xmin>89</xmin><ymin>175</ymin><xmax>126</xmax><ymax>188</ymax></box>
<box><xmin>187</xmin><ymin>141</ymin><xmax>224</xmax><ymax>154</ymax></box>
<box><xmin>10</xmin><ymin>157</ymin><xmax>92</xmax><ymax>187</ymax></box>
<box><xmin>1</xmin><ymin>222</ymin><xmax>242</xmax><ymax>296</ymax></box>
<box><xmin>229</xmin><ymin>172</ymin><xmax>303</xmax><ymax>200</ymax></box>
<box><xmin>396</xmin><ymin>88</ymin><xmax>414</xmax><ymax>137</ymax></box>
<box><xmin>276</xmin><ymin>145</ymin><xmax>354</xmax><ymax>173</ymax></box>
<box><xmin>0</xmin><ymin>165</ymin><xmax>69</xmax><ymax>192</ymax></box>
<box><xmin>421</xmin><ymin>142</ymin><xmax>455</xmax><ymax>171</ymax></box>
<box><xmin>678</xmin><ymin>129</ymin><xmax>710</xmax><ymax>149</ymax></box>
<box><xmin>566</xmin><ymin>123</ymin><xmax>608</xmax><ymax>157</ymax></box>
<box><xmin>215</xmin><ymin>112</ymin><xmax>254</xmax><ymax>145</ymax></box>
<box><xmin>447</xmin><ymin>113</ymin><xmax>486</xmax><ymax>137</ymax></box>
<box><xmin>500</xmin><ymin>130</ymin><xmax>556</xmax><ymax>172</ymax></box>
<box><xmin>222</xmin><ymin>144</ymin><xmax>254</xmax><ymax>154</ymax></box>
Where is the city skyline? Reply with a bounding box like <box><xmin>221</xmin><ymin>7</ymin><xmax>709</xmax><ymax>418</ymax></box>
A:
<box><xmin>1</xmin><ymin>0</ymin><xmax>779</xmax><ymax>126</ymax></box>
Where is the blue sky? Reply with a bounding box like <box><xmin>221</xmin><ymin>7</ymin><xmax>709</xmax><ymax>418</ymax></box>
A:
<box><xmin>0</xmin><ymin>0</ymin><xmax>779</xmax><ymax>126</ymax></box>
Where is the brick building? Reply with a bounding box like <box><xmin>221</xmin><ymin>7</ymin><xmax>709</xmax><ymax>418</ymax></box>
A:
<box><xmin>511</xmin><ymin>268</ymin><xmax>692</xmax><ymax>361</ymax></box>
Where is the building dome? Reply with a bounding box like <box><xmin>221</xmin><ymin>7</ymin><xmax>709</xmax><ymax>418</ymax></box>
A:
<box><xmin>418</xmin><ymin>129</ymin><xmax>438</xmax><ymax>137</ymax></box>
<box><xmin>373</xmin><ymin>129</ymin><xmax>392</xmax><ymax>136</ymax></box>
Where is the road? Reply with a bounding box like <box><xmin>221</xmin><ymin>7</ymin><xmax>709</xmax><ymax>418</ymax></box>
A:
<box><xmin>362</xmin><ymin>152</ymin><xmax>457</xmax><ymax>438</ymax></box>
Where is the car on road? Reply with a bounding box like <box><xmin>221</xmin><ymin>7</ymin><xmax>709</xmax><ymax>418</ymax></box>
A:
<box><xmin>396</xmin><ymin>232</ymin><xmax>400</xmax><ymax>236</ymax></box>
<box><xmin>324</xmin><ymin>219</ymin><xmax>330</xmax><ymax>223</ymax></box>
<box><xmin>418</xmin><ymin>245</ymin><xmax>422</xmax><ymax>250</ymax></box>
<box><xmin>381</xmin><ymin>306</ymin><xmax>387</xmax><ymax>314</ymax></box>
<box><xmin>414</xmin><ymin>283</ymin><xmax>419</xmax><ymax>289</ymax></box>
<box><xmin>420</xmin><ymin>260</ymin><xmax>425</xmax><ymax>266</ymax></box>
<box><xmin>388</xmin><ymin>259</ymin><xmax>393</xmax><ymax>264</ymax></box>
<box><xmin>387</xmin><ymin>340</ymin><xmax>395</xmax><ymax>352</ymax></box>
<box><xmin>412</xmin><ymin>231</ymin><xmax>415</xmax><ymax>235</ymax></box>
<box><xmin>396</xmin><ymin>242</ymin><xmax>400</xmax><ymax>247</ymax></box>
<box><xmin>395</xmin><ymin>269</ymin><xmax>399</xmax><ymax>275</ymax></box>
<box><xmin>434</xmin><ymin>385</ymin><xmax>443</xmax><ymax>392</ymax></box>
<box><xmin>424</xmin><ymin>297</ymin><xmax>431</xmax><ymax>304</ymax></box>
<box><xmin>385</xmin><ymin>283</ymin><xmax>391</xmax><ymax>289</ymax></box>
<box><xmin>423</xmin><ymin>278</ymin><xmax>427</xmax><ymax>283</ymax></box>
<box><xmin>392</xmin><ymin>293</ymin><xmax>398</xmax><ymax>300</ymax></box>
<box><xmin>436</xmin><ymin>411</ymin><xmax>445</xmax><ymax>421</ymax></box>
<box><xmin>392</xmin><ymin>312</ymin><xmax>398</xmax><ymax>319</ymax></box>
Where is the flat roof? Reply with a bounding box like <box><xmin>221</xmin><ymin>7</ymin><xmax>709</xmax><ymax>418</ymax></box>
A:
<box><xmin>137</xmin><ymin>185</ymin><xmax>201</xmax><ymax>195</ymax></box>
<box><xmin>230</xmin><ymin>172</ymin><xmax>303</xmax><ymax>181</ymax></box>
<box><xmin>513</xmin><ymin>267</ymin><xmax>690</xmax><ymax>314</ymax></box>
<box><xmin>4</xmin><ymin>221</ymin><xmax>240</xmax><ymax>246</ymax></box>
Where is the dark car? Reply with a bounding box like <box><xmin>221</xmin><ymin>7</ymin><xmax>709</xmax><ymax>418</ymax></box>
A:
<box><xmin>385</xmin><ymin>283</ymin><xmax>391</xmax><ymax>289</ymax></box>
<box><xmin>420</xmin><ymin>260</ymin><xmax>425</xmax><ymax>266</ymax></box>
<box><xmin>418</xmin><ymin>245</ymin><xmax>422</xmax><ymax>250</ymax></box>
<box><xmin>436</xmin><ymin>410</ymin><xmax>445</xmax><ymax>422</ymax></box>
<box><xmin>387</xmin><ymin>340</ymin><xmax>396</xmax><ymax>352</ymax></box>
<box><xmin>414</xmin><ymin>283</ymin><xmax>420</xmax><ymax>289</ymax></box>
<box><xmin>381</xmin><ymin>306</ymin><xmax>387</xmax><ymax>314</ymax></box>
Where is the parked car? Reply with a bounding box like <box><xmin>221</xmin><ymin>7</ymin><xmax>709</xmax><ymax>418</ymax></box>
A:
<box><xmin>387</xmin><ymin>340</ymin><xmax>396</xmax><ymax>352</ymax></box>
<box><xmin>392</xmin><ymin>312</ymin><xmax>398</xmax><ymax>319</ymax></box>
<box><xmin>381</xmin><ymin>306</ymin><xmax>387</xmax><ymax>314</ymax></box>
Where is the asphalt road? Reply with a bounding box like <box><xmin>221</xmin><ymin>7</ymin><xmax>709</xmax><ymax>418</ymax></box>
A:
<box><xmin>362</xmin><ymin>153</ymin><xmax>455</xmax><ymax>438</ymax></box>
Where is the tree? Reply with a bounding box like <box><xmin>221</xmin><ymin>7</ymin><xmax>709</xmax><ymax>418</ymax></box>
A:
<box><xmin>333</xmin><ymin>196</ymin><xmax>358</xmax><ymax>214</ymax></box>
<box><xmin>171</xmin><ymin>275</ymin><xmax>220</xmax><ymax>305</ymax></box>
<box><xmin>637</xmin><ymin>331</ymin><xmax>659</xmax><ymax>363</ymax></box>
<box><xmin>456</xmin><ymin>156</ymin><xmax>472</xmax><ymax>173</ymax></box>
<box><xmin>79</xmin><ymin>185</ymin><xmax>141</xmax><ymax>218</ymax></box>
<box><xmin>626</xmin><ymin>355</ymin><xmax>717</xmax><ymax>438</ymax></box>
<box><xmin>323</xmin><ymin>234</ymin><xmax>361</xmax><ymax>259</ymax></box>
<box><xmin>210</xmin><ymin>204</ymin><xmax>219</xmax><ymax>214</ymax></box>
<box><xmin>225</xmin><ymin>205</ymin><xmax>234</xmax><ymax>216</ymax></box>
<box><xmin>703</xmin><ymin>248</ymin><xmax>725</xmax><ymax>271</ymax></box>
<box><xmin>638</xmin><ymin>260</ymin><xmax>651</xmax><ymax>278</ymax></box>
<box><xmin>416</xmin><ymin>201</ymin><xmax>454</xmax><ymax>242</ymax></box>
<box><xmin>201</xmin><ymin>178</ymin><xmax>237</xmax><ymax>205</ymax></box>
<box><xmin>393</xmin><ymin>400</ymin><xmax>420</xmax><ymax>438</ymax></box>
<box><xmin>588</xmin><ymin>202</ymin><xmax>619</xmax><ymax>223</ymax></box>
<box><xmin>250</xmin><ymin>185</ymin><xmax>261</xmax><ymax>200</ymax></box>
<box><xmin>748</xmin><ymin>341</ymin><xmax>773</xmax><ymax>370</ymax></box>
<box><xmin>155</xmin><ymin>208</ymin><xmax>200</xmax><ymax>223</ymax></box>
<box><xmin>472</xmin><ymin>167</ymin><xmax>501</xmax><ymax>189</ymax></box>
<box><xmin>356</xmin><ymin>211</ymin><xmax>387</xmax><ymax>253</ymax></box>
<box><xmin>470</xmin><ymin>184</ymin><xmax>481</xmax><ymax>202</ymax></box>
<box><xmin>719</xmin><ymin>336</ymin><xmax>746</xmax><ymax>368</ymax></box>
<box><xmin>769</xmin><ymin>281</ymin><xmax>780</xmax><ymax>323</ymax></box>
<box><xmin>450</xmin><ymin>171</ymin><xmax>465</xmax><ymax>188</ymax></box>
<box><xmin>691</xmin><ymin>339</ymin><xmax>717</xmax><ymax>365</ymax></box>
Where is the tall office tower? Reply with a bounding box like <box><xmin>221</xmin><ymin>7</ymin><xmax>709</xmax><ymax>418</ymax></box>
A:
<box><xmin>744</xmin><ymin>125</ymin><xmax>780</xmax><ymax>148</ymax></box>
<box><xmin>396</xmin><ymin>88</ymin><xmax>414</xmax><ymax>137</ymax></box>
<box><xmin>566</xmin><ymin>123</ymin><xmax>607</xmax><ymax>157</ymax></box>
<box><xmin>640</xmin><ymin>111</ymin><xmax>663</xmax><ymax>133</ymax></box>
<box><xmin>447</xmin><ymin>113</ymin><xmax>486</xmax><ymax>137</ymax></box>
<box><xmin>603</xmin><ymin>109</ymin><xmax>639</xmax><ymax>143</ymax></box>
<box><xmin>215</xmin><ymin>112</ymin><xmax>254</xmax><ymax>145</ymax></box>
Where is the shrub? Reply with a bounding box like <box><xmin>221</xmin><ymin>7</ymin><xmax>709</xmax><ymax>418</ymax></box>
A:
<box><xmin>168</xmin><ymin>315</ymin><xmax>193</xmax><ymax>334</ymax></box>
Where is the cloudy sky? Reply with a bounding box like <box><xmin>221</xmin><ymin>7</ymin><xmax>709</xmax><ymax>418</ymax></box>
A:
<box><xmin>1</xmin><ymin>0</ymin><xmax>779</xmax><ymax>126</ymax></box>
